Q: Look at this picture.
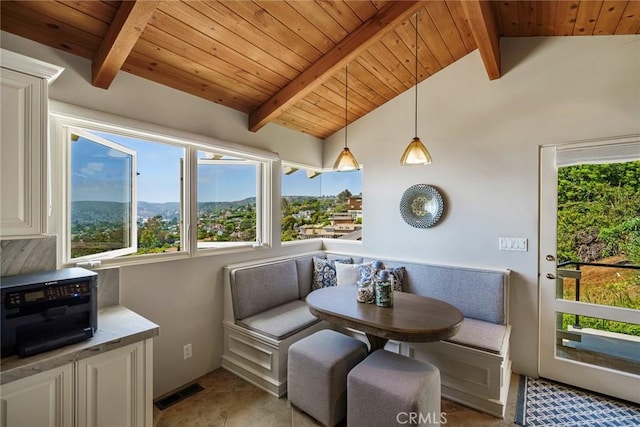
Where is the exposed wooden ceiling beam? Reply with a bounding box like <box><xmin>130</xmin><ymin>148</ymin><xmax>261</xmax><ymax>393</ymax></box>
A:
<box><xmin>92</xmin><ymin>0</ymin><xmax>159</xmax><ymax>89</ymax></box>
<box><xmin>461</xmin><ymin>0</ymin><xmax>501</xmax><ymax>80</ymax></box>
<box><xmin>248</xmin><ymin>0</ymin><xmax>425</xmax><ymax>133</ymax></box>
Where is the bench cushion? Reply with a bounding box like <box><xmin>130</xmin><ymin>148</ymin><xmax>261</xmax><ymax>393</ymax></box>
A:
<box><xmin>237</xmin><ymin>300</ymin><xmax>320</xmax><ymax>340</ymax></box>
<box><xmin>445</xmin><ymin>318</ymin><xmax>508</xmax><ymax>354</ymax></box>
<box><xmin>231</xmin><ymin>260</ymin><xmax>299</xmax><ymax>320</ymax></box>
<box><xmin>384</xmin><ymin>261</ymin><xmax>507</xmax><ymax>324</ymax></box>
<box><xmin>295</xmin><ymin>254</ymin><xmax>323</xmax><ymax>298</ymax></box>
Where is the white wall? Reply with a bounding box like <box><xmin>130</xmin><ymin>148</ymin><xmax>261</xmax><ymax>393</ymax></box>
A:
<box><xmin>323</xmin><ymin>36</ymin><xmax>640</xmax><ymax>377</ymax></box>
<box><xmin>3</xmin><ymin>31</ymin><xmax>638</xmax><ymax>395</ymax></box>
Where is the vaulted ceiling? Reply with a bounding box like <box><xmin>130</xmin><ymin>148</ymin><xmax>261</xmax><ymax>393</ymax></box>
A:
<box><xmin>2</xmin><ymin>1</ymin><xmax>639</xmax><ymax>139</ymax></box>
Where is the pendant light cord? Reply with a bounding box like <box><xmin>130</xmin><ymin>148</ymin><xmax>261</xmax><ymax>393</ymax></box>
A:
<box><xmin>345</xmin><ymin>64</ymin><xmax>348</xmax><ymax>149</ymax></box>
<box><xmin>414</xmin><ymin>12</ymin><xmax>418</xmax><ymax>139</ymax></box>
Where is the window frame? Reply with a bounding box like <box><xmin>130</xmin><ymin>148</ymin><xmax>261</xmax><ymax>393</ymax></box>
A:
<box><xmin>195</xmin><ymin>156</ymin><xmax>265</xmax><ymax>252</ymax></box>
<box><xmin>50</xmin><ymin>102</ymin><xmax>275</xmax><ymax>268</ymax></box>
<box><xmin>66</xmin><ymin>127</ymin><xmax>139</xmax><ymax>261</ymax></box>
<box><xmin>280</xmin><ymin>161</ymin><xmax>363</xmax><ymax>245</ymax></box>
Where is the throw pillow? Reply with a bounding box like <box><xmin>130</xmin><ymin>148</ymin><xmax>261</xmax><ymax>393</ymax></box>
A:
<box><xmin>312</xmin><ymin>257</ymin><xmax>352</xmax><ymax>290</ymax></box>
<box><xmin>388</xmin><ymin>266</ymin><xmax>406</xmax><ymax>292</ymax></box>
<box><xmin>336</xmin><ymin>262</ymin><xmax>373</xmax><ymax>287</ymax></box>
<box><xmin>358</xmin><ymin>261</ymin><xmax>405</xmax><ymax>292</ymax></box>
<box><xmin>358</xmin><ymin>263</ymin><xmax>375</xmax><ymax>282</ymax></box>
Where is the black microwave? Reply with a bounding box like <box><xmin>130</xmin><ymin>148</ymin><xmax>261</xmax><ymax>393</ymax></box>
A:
<box><xmin>1</xmin><ymin>267</ymin><xmax>98</xmax><ymax>358</ymax></box>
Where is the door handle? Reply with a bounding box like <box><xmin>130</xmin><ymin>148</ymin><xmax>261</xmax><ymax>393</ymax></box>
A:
<box><xmin>546</xmin><ymin>273</ymin><xmax>556</xmax><ymax>279</ymax></box>
<box><xmin>545</xmin><ymin>255</ymin><xmax>555</xmax><ymax>261</ymax></box>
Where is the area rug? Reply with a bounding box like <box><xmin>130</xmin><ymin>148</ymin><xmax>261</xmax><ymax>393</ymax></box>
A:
<box><xmin>515</xmin><ymin>376</ymin><xmax>640</xmax><ymax>426</ymax></box>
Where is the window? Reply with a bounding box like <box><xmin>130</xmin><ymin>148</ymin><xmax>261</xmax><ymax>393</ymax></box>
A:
<box><xmin>197</xmin><ymin>151</ymin><xmax>261</xmax><ymax>248</ymax></box>
<box><xmin>67</xmin><ymin>127</ymin><xmax>185</xmax><ymax>261</ymax></box>
<box><xmin>281</xmin><ymin>164</ymin><xmax>362</xmax><ymax>242</ymax></box>
<box><xmin>69</xmin><ymin>130</ymin><xmax>137</xmax><ymax>259</ymax></box>
<box><xmin>54</xmin><ymin>106</ymin><xmax>273</xmax><ymax>265</ymax></box>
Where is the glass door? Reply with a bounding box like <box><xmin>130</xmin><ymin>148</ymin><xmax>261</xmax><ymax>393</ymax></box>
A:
<box><xmin>539</xmin><ymin>137</ymin><xmax>640</xmax><ymax>403</ymax></box>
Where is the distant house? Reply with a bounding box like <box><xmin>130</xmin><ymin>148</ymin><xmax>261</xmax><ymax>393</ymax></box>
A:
<box><xmin>297</xmin><ymin>212</ymin><xmax>362</xmax><ymax>240</ymax></box>
<box><xmin>346</xmin><ymin>197</ymin><xmax>362</xmax><ymax>221</ymax></box>
<box><xmin>347</xmin><ymin>196</ymin><xmax>362</xmax><ymax>210</ymax></box>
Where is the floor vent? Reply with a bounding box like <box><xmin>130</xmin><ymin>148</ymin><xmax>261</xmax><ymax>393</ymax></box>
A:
<box><xmin>154</xmin><ymin>383</ymin><xmax>204</xmax><ymax>410</ymax></box>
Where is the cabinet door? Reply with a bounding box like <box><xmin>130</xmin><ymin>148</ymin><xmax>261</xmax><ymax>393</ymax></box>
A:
<box><xmin>76</xmin><ymin>341</ymin><xmax>150</xmax><ymax>427</ymax></box>
<box><xmin>0</xmin><ymin>67</ymin><xmax>47</xmax><ymax>237</ymax></box>
<box><xmin>0</xmin><ymin>363</ymin><xmax>73</xmax><ymax>427</ymax></box>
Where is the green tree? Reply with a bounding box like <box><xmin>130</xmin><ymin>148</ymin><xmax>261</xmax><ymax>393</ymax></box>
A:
<box><xmin>337</xmin><ymin>189</ymin><xmax>352</xmax><ymax>203</ymax></box>
<box><xmin>557</xmin><ymin>161</ymin><xmax>640</xmax><ymax>263</ymax></box>
<box><xmin>138</xmin><ymin>216</ymin><xmax>165</xmax><ymax>249</ymax></box>
<box><xmin>282</xmin><ymin>197</ymin><xmax>291</xmax><ymax>215</ymax></box>
<box><xmin>140</xmin><ymin>229</ymin><xmax>160</xmax><ymax>249</ymax></box>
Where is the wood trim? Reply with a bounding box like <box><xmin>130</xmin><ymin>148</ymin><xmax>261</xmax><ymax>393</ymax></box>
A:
<box><xmin>461</xmin><ymin>0</ymin><xmax>501</xmax><ymax>80</ymax></box>
<box><xmin>248</xmin><ymin>0</ymin><xmax>424</xmax><ymax>133</ymax></box>
<box><xmin>92</xmin><ymin>0</ymin><xmax>159</xmax><ymax>89</ymax></box>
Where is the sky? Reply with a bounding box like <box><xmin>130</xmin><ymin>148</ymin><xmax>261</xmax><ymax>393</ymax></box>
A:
<box><xmin>282</xmin><ymin>167</ymin><xmax>362</xmax><ymax>197</ymax></box>
<box><xmin>72</xmin><ymin>132</ymin><xmax>183</xmax><ymax>203</ymax></box>
<box><xmin>72</xmin><ymin>131</ymin><xmax>362</xmax><ymax>203</ymax></box>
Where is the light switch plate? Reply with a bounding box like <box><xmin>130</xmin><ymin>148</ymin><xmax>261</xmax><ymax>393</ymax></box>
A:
<box><xmin>499</xmin><ymin>237</ymin><xmax>528</xmax><ymax>251</ymax></box>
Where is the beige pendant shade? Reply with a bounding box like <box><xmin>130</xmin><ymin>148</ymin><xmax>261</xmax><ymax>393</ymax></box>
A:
<box><xmin>401</xmin><ymin>137</ymin><xmax>432</xmax><ymax>165</ymax></box>
<box><xmin>401</xmin><ymin>12</ymin><xmax>432</xmax><ymax>166</ymax></box>
<box><xmin>333</xmin><ymin>147</ymin><xmax>359</xmax><ymax>171</ymax></box>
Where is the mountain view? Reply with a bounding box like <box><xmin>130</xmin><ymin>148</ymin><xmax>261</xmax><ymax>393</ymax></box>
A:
<box><xmin>70</xmin><ymin>192</ymin><xmax>361</xmax><ymax>258</ymax></box>
<box><xmin>70</xmin><ymin>198</ymin><xmax>260</xmax><ymax>257</ymax></box>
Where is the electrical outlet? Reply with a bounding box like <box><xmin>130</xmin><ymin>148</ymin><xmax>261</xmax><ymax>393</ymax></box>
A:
<box><xmin>183</xmin><ymin>343</ymin><xmax>192</xmax><ymax>360</ymax></box>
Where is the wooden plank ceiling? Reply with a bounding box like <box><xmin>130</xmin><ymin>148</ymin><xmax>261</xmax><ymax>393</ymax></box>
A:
<box><xmin>2</xmin><ymin>1</ymin><xmax>639</xmax><ymax>139</ymax></box>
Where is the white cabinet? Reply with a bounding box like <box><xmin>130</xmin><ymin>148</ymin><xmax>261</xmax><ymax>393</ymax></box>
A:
<box><xmin>76</xmin><ymin>340</ymin><xmax>152</xmax><ymax>427</ymax></box>
<box><xmin>0</xmin><ymin>363</ymin><xmax>74</xmax><ymax>427</ymax></box>
<box><xmin>0</xmin><ymin>339</ymin><xmax>153</xmax><ymax>427</ymax></box>
<box><xmin>0</xmin><ymin>49</ymin><xmax>63</xmax><ymax>237</ymax></box>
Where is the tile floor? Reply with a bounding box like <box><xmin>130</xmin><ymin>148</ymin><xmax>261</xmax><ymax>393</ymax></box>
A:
<box><xmin>154</xmin><ymin>368</ymin><xmax>519</xmax><ymax>427</ymax></box>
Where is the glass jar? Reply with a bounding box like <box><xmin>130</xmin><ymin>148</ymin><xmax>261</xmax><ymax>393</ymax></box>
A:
<box><xmin>375</xmin><ymin>279</ymin><xmax>394</xmax><ymax>307</ymax></box>
<box><xmin>356</xmin><ymin>280</ymin><xmax>376</xmax><ymax>304</ymax></box>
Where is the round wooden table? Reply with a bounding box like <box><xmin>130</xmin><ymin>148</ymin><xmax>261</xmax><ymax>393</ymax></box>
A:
<box><xmin>306</xmin><ymin>286</ymin><xmax>464</xmax><ymax>352</ymax></box>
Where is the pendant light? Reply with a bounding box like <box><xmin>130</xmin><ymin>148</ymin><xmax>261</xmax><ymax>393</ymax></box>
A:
<box><xmin>333</xmin><ymin>64</ymin><xmax>360</xmax><ymax>171</ymax></box>
<box><xmin>400</xmin><ymin>12</ymin><xmax>432</xmax><ymax>166</ymax></box>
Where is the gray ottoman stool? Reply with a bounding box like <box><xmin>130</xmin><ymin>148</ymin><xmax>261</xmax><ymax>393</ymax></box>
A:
<box><xmin>288</xmin><ymin>329</ymin><xmax>368</xmax><ymax>427</ymax></box>
<box><xmin>347</xmin><ymin>350</ymin><xmax>441</xmax><ymax>427</ymax></box>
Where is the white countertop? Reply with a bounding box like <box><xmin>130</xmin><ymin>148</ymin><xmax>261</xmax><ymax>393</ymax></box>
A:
<box><xmin>0</xmin><ymin>305</ymin><xmax>159</xmax><ymax>384</ymax></box>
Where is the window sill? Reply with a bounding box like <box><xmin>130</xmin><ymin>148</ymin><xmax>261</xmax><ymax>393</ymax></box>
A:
<box><xmin>61</xmin><ymin>237</ymin><xmax>361</xmax><ymax>270</ymax></box>
<box><xmin>63</xmin><ymin>251</ymin><xmax>192</xmax><ymax>270</ymax></box>
<box><xmin>321</xmin><ymin>238</ymin><xmax>363</xmax><ymax>250</ymax></box>
<box><xmin>63</xmin><ymin>243</ymin><xmax>271</xmax><ymax>269</ymax></box>
<box><xmin>194</xmin><ymin>243</ymin><xmax>269</xmax><ymax>258</ymax></box>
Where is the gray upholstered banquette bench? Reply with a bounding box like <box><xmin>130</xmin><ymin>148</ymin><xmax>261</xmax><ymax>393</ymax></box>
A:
<box><xmin>222</xmin><ymin>251</ymin><xmax>511</xmax><ymax>418</ymax></box>
<box><xmin>222</xmin><ymin>251</ymin><xmax>330</xmax><ymax>397</ymax></box>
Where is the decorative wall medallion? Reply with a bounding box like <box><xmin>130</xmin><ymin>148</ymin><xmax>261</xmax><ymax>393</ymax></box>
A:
<box><xmin>399</xmin><ymin>184</ymin><xmax>444</xmax><ymax>228</ymax></box>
